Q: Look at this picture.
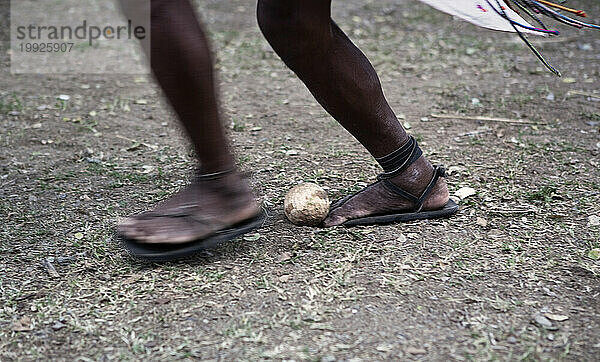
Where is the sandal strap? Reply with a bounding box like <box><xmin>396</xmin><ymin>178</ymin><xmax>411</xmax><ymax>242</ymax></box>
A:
<box><xmin>136</xmin><ymin>205</ymin><xmax>216</xmax><ymax>225</ymax></box>
<box><xmin>379</xmin><ymin>165</ymin><xmax>446</xmax><ymax>212</ymax></box>
<box><xmin>141</xmin><ymin>204</ymin><xmax>197</xmax><ymax>218</ymax></box>
<box><xmin>376</xmin><ymin>135</ymin><xmax>423</xmax><ymax>179</ymax></box>
<box><xmin>415</xmin><ymin>165</ymin><xmax>446</xmax><ymax>212</ymax></box>
<box><xmin>380</xmin><ymin>179</ymin><xmax>420</xmax><ymax>205</ymax></box>
<box><xmin>194</xmin><ymin>168</ymin><xmax>236</xmax><ymax>181</ymax></box>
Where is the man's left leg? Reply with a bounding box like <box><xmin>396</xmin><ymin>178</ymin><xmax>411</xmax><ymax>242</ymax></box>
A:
<box><xmin>117</xmin><ymin>0</ymin><xmax>262</xmax><ymax>258</ymax></box>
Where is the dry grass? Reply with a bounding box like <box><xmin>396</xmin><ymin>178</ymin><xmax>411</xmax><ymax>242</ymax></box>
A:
<box><xmin>1</xmin><ymin>0</ymin><xmax>599</xmax><ymax>360</ymax></box>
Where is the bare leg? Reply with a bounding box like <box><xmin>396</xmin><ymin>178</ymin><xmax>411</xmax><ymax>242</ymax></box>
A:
<box><xmin>257</xmin><ymin>0</ymin><xmax>449</xmax><ymax>226</ymax></box>
<box><xmin>118</xmin><ymin>0</ymin><xmax>259</xmax><ymax>244</ymax></box>
<box><xmin>149</xmin><ymin>0</ymin><xmax>231</xmax><ymax>173</ymax></box>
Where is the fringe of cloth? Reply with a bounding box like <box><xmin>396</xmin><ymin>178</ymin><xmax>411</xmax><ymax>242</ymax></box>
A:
<box><xmin>491</xmin><ymin>0</ymin><xmax>599</xmax><ymax>76</ymax></box>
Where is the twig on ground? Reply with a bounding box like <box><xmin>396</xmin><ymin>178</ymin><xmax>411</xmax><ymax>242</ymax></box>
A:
<box><xmin>566</xmin><ymin>90</ymin><xmax>600</xmax><ymax>99</ymax></box>
<box><xmin>0</xmin><ymin>179</ymin><xmax>16</xmax><ymax>188</ymax></box>
<box><xmin>115</xmin><ymin>134</ymin><xmax>158</xmax><ymax>150</ymax></box>
<box><xmin>42</xmin><ymin>259</ymin><xmax>60</xmax><ymax>278</ymax></box>
<box><xmin>487</xmin><ymin>206</ymin><xmax>539</xmax><ymax>215</ymax></box>
<box><xmin>430</xmin><ymin>114</ymin><xmax>546</xmax><ymax>125</ymax></box>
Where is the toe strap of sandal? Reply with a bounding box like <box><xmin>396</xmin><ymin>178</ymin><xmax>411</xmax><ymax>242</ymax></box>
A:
<box><xmin>379</xmin><ymin>165</ymin><xmax>446</xmax><ymax>213</ymax></box>
<box><xmin>139</xmin><ymin>204</ymin><xmax>198</xmax><ymax>218</ymax></box>
<box><xmin>136</xmin><ymin>204</ymin><xmax>219</xmax><ymax>226</ymax></box>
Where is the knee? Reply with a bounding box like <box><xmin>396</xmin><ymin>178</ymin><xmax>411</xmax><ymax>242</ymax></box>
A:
<box><xmin>149</xmin><ymin>0</ymin><xmax>180</xmax><ymax>20</ymax></box>
<box><xmin>256</xmin><ymin>1</ymin><xmax>298</xmax><ymax>42</ymax></box>
<box><xmin>257</xmin><ymin>0</ymin><xmax>330</xmax><ymax>62</ymax></box>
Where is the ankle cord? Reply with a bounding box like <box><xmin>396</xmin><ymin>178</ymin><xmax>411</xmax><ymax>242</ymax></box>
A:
<box><xmin>194</xmin><ymin>168</ymin><xmax>236</xmax><ymax>181</ymax></box>
<box><xmin>375</xmin><ymin>135</ymin><xmax>423</xmax><ymax>179</ymax></box>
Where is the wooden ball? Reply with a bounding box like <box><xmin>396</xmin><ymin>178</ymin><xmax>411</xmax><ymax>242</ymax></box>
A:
<box><xmin>284</xmin><ymin>183</ymin><xmax>329</xmax><ymax>226</ymax></box>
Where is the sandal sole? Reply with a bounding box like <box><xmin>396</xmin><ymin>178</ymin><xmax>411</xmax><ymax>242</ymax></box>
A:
<box><xmin>342</xmin><ymin>199</ymin><xmax>458</xmax><ymax>226</ymax></box>
<box><xmin>119</xmin><ymin>209</ymin><xmax>268</xmax><ymax>262</ymax></box>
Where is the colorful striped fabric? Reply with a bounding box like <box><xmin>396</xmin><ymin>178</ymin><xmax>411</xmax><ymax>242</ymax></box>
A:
<box><xmin>415</xmin><ymin>0</ymin><xmax>599</xmax><ymax>76</ymax></box>
<box><xmin>417</xmin><ymin>0</ymin><xmax>542</xmax><ymax>34</ymax></box>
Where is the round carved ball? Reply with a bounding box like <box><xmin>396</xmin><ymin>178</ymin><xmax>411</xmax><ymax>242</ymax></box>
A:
<box><xmin>284</xmin><ymin>183</ymin><xmax>329</xmax><ymax>226</ymax></box>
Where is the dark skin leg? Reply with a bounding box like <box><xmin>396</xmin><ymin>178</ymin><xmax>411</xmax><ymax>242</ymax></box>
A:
<box><xmin>118</xmin><ymin>0</ymin><xmax>259</xmax><ymax>243</ymax></box>
<box><xmin>256</xmin><ymin>0</ymin><xmax>448</xmax><ymax>226</ymax></box>
<box><xmin>120</xmin><ymin>0</ymin><xmax>448</xmax><ymax>243</ymax></box>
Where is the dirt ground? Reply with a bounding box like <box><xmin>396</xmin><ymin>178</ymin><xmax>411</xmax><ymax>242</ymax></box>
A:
<box><xmin>1</xmin><ymin>0</ymin><xmax>599</xmax><ymax>360</ymax></box>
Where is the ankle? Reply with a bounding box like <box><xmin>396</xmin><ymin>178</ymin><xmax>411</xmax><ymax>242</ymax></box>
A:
<box><xmin>388</xmin><ymin>157</ymin><xmax>434</xmax><ymax>194</ymax></box>
<box><xmin>196</xmin><ymin>169</ymin><xmax>255</xmax><ymax>201</ymax></box>
<box><xmin>375</xmin><ymin>135</ymin><xmax>422</xmax><ymax>179</ymax></box>
<box><xmin>196</xmin><ymin>154</ymin><xmax>237</xmax><ymax>175</ymax></box>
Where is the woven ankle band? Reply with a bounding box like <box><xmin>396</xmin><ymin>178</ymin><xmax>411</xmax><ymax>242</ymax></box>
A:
<box><xmin>375</xmin><ymin>135</ymin><xmax>422</xmax><ymax>178</ymax></box>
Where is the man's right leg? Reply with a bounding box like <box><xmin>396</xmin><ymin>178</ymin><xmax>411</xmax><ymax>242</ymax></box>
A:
<box><xmin>117</xmin><ymin>0</ymin><xmax>260</xmax><ymax>245</ymax></box>
<box><xmin>257</xmin><ymin>1</ymin><xmax>450</xmax><ymax>226</ymax></box>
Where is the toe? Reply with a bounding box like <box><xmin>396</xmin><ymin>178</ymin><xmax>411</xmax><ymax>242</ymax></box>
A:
<box><xmin>143</xmin><ymin>231</ymin><xmax>196</xmax><ymax>244</ymax></box>
<box><xmin>118</xmin><ymin>217</ymin><xmax>157</xmax><ymax>240</ymax></box>
<box><xmin>117</xmin><ymin>224</ymin><xmax>146</xmax><ymax>240</ymax></box>
<box><xmin>117</xmin><ymin>218</ymin><xmax>138</xmax><ymax>236</ymax></box>
<box><xmin>117</xmin><ymin>217</ymin><xmax>144</xmax><ymax>235</ymax></box>
<box><xmin>322</xmin><ymin>209</ymin><xmax>349</xmax><ymax>227</ymax></box>
<box><xmin>118</xmin><ymin>217</ymin><xmax>138</xmax><ymax>227</ymax></box>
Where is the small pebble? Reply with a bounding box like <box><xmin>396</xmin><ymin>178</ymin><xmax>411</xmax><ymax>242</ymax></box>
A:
<box><xmin>533</xmin><ymin>314</ymin><xmax>553</xmax><ymax>328</ymax></box>
<box><xmin>52</xmin><ymin>321</ymin><xmax>66</xmax><ymax>331</ymax></box>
